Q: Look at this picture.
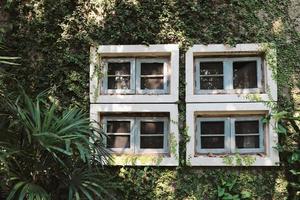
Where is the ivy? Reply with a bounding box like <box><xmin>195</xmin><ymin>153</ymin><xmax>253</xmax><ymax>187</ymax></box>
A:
<box><xmin>1</xmin><ymin>0</ymin><xmax>300</xmax><ymax>199</ymax></box>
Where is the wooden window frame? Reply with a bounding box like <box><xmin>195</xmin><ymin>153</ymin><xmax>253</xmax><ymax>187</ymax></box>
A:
<box><xmin>102</xmin><ymin>58</ymin><xmax>169</xmax><ymax>95</ymax></box>
<box><xmin>103</xmin><ymin>116</ymin><xmax>169</xmax><ymax>154</ymax></box>
<box><xmin>136</xmin><ymin>58</ymin><xmax>169</xmax><ymax>94</ymax></box>
<box><xmin>194</xmin><ymin>57</ymin><xmax>262</xmax><ymax>94</ymax></box>
<box><xmin>136</xmin><ymin>117</ymin><xmax>169</xmax><ymax>154</ymax></box>
<box><xmin>196</xmin><ymin>116</ymin><xmax>264</xmax><ymax>154</ymax></box>
<box><xmin>102</xmin><ymin>117</ymin><xmax>135</xmax><ymax>153</ymax></box>
<box><xmin>231</xmin><ymin>116</ymin><xmax>264</xmax><ymax>153</ymax></box>
<box><xmin>102</xmin><ymin>58</ymin><xmax>136</xmax><ymax>94</ymax></box>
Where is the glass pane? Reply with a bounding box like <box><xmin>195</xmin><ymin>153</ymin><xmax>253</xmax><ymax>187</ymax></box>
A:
<box><xmin>201</xmin><ymin>136</ymin><xmax>224</xmax><ymax>149</ymax></box>
<box><xmin>107</xmin><ymin>121</ymin><xmax>130</xmax><ymax>133</ymax></box>
<box><xmin>107</xmin><ymin>62</ymin><xmax>130</xmax><ymax>75</ymax></box>
<box><xmin>201</xmin><ymin>121</ymin><xmax>224</xmax><ymax>135</ymax></box>
<box><xmin>200</xmin><ymin>62</ymin><xmax>223</xmax><ymax>75</ymax></box>
<box><xmin>200</xmin><ymin>77</ymin><xmax>223</xmax><ymax>89</ymax></box>
<box><xmin>235</xmin><ymin>120</ymin><xmax>259</xmax><ymax>134</ymax></box>
<box><xmin>107</xmin><ymin>135</ymin><xmax>130</xmax><ymax>148</ymax></box>
<box><xmin>141</xmin><ymin>122</ymin><xmax>164</xmax><ymax>134</ymax></box>
<box><xmin>141</xmin><ymin>77</ymin><xmax>164</xmax><ymax>89</ymax></box>
<box><xmin>233</xmin><ymin>61</ymin><xmax>257</xmax><ymax>89</ymax></box>
<box><xmin>236</xmin><ymin>136</ymin><xmax>259</xmax><ymax>148</ymax></box>
<box><xmin>108</xmin><ymin>76</ymin><xmax>130</xmax><ymax>89</ymax></box>
<box><xmin>141</xmin><ymin>63</ymin><xmax>164</xmax><ymax>75</ymax></box>
<box><xmin>140</xmin><ymin>136</ymin><xmax>164</xmax><ymax>149</ymax></box>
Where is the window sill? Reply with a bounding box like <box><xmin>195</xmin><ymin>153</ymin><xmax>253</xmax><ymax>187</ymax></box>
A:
<box><xmin>108</xmin><ymin>154</ymin><xmax>178</xmax><ymax>166</ymax></box>
<box><xmin>186</xmin><ymin>93</ymin><xmax>275</xmax><ymax>103</ymax></box>
<box><xmin>188</xmin><ymin>155</ymin><xmax>279</xmax><ymax>166</ymax></box>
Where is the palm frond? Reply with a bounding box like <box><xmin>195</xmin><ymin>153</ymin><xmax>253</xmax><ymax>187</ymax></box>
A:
<box><xmin>7</xmin><ymin>181</ymin><xmax>50</xmax><ymax>200</ymax></box>
<box><xmin>67</xmin><ymin>168</ymin><xmax>117</xmax><ymax>200</ymax></box>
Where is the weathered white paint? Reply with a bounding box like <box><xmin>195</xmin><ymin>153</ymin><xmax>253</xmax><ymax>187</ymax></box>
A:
<box><xmin>90</xmin><ymin>104</ymin><xmax>179</xmax><ymax>166</ymax></box>
<box><xmin>186</xmin><ymin>103</ymin><xmax>280</xmax><ymax>166</ymax></box>
<box><xmin>90</xmin><ymin>44</ymin><xmax>179</xmax><ymax>103</ymax></box>
<box><xmin>185</xmin><ymin>43</ymin><xmax>277</xmax><ymax>103</ymax></box>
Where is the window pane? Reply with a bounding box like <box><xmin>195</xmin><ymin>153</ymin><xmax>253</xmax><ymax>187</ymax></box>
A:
<box><xmin>236</xmin><ymin>136</ymin><xmax>259</xmax><ymax>148</ymax></box>
<box><xmin>108</xmin><ymin>62</ymin><xmax>130</xmax><ymax>75</ymax></box>
<box><xmin>201</xmin><ymin>121</ymin><xmax>224</xmax><ymax>135</ymax></box>
<box><xmin>200</xmin><ymin>62</ymin><xmax>223</xmax><ymax>75</ymax></box>
<box><xmin>107</xmin><ymin>135</ymin><xmax>130</xmax><ymax>148</ymax></box>
<box><xmin>107</xmin><ymin>121</ymin><xmax>130</xmax><ymax>133</ymax></box>
<box><xmin>141</xmin><ymin>77</ymin><xmax>164</xmax><ymax>89</ymax></box>
<box><xmin>141</xmin><ymin>63</ymin><xmax>164</xmax><ymax>75</ymax></box>
<box><xmin>233</xmin><ymin>61</ymin><xmax>257</xmax><ymax>89</ymax></box>
<box><xmin>108</xmin><ymin>77</ymin><xmax>130</xmax><ymax>89</ymax></box>
<box><xmin>235</xmin><ymin>120</ymin><xmax>259</xmax><ymax>134</ymax></box>
<box><xmin>200</xmin><ymin>77</ymin><xmax>223</xmax><ymax>89</ymax></box>
<box><xmin>141</xmin><ymin>122</ymin><xmax>164</xmax><ymax>134</ymax></box>
<box><xmin>140</xmin><ymin>136</ymin><xmax>164</xmax><ymax>149</ymax></box>
<box><xmin>201</xmin><ymin>136</ymin><xmax>224</xmax><ymax>149</ymax></box>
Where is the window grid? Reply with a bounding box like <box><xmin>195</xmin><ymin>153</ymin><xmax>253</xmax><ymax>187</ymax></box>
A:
<box><xmin>102</xmin><ymin>58</ymin><xmax>136</xmax><ymax>94</ymax></box>
<box><xmin>103</xmin><ymin>117</ymin><xmax>169</xmax><ymax>154</ymax></box>
<box><xmin>102</xmin><ymin>58</ymin><xmax>169</xmax><ymax>95</ymax></box>
<box><xmin>196</xmin><ymin>116</ymin><xmax>264</xmax><ymax>154</ymax></box>
<box><xmin>194</xmin><ymin>57</ymin><xmax>262</xmax><ymax>94</ymax></box>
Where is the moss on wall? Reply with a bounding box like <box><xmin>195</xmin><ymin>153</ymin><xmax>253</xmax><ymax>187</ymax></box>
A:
<box><xmin>1</xmin><ymin>0</ymin><xmax>299</xmax><ymax>199</ymax></box>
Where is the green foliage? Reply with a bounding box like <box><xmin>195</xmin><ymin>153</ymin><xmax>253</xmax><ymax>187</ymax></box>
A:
<box><xmin>113</xmin><ymin>167</ymin><xmax>287</xmax><ymax>200</ymax></box>
<box><xmin>222</xmin><ymin>154</ymin><xmax>256</xmax><ymax>166</ymax></box>
<box><xmin>1</xmin><ymin>0</ymin><xmax>300</xmax><ymax>199</ymax></box>
<box><xmin>0</xmin><ymin>91</ymin><xmax>115</xmax><ymax>199</ymax></box>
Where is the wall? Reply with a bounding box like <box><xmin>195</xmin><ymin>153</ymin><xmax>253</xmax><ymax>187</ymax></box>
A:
<box><xmin>1</xmin><ymin>0</ymin><xmax>300</xmax><ymax>199</ymax></box>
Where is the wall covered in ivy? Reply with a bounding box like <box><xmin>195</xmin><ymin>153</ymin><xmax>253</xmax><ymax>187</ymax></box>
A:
<box><xmin>1</xmin><ymin>0</ymin><xmax>299</xmax><ymax>199</ymax></box>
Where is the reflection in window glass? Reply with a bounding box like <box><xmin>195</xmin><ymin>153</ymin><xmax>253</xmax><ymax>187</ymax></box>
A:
<box><xmin>140</xmin><ymin>121</ymin><xmax>164</xmax><ymax>149</ymax></box>
<box><xmin>199</xmin><ymin>62</ymin><xmax>224</xmax><ymax>90</ymax></box>
<box><xmin>233</xmin><ymin>61</ymin><xmax>257</xmax><ymax>89</ymax></box>
<box><xmin>140</xmin><ymin>63</ymin><xmax>165</xmax><ymax>90</ymax></box>
<box><xmin>107</xmin><ymin>62</ymin><xmax>131</xmax><ymax>90</ymax></box>
<box><xmin>200</xmin><ymin>121</ymin><xmax>225</xmax><ymax>149</ymax></box>
<box><xmin>107</xmin><ymin>135</ymin><xmax>130</xmax><ymax>148</ymax></box>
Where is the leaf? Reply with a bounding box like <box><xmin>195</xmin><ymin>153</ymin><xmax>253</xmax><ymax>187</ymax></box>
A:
<box><xmin>241</xmin><ymin>190</ymin><xmax>251</xmax><ymax>199</ymax></box>
<box><xmin>290</xmin><ymin>169</ymin><xmax>300</xmax><ymax>175</ymax></box>
<box><xmin>218</xmin><ymin>186</ymin><xmax>225</xmax><ymax>197</ymax></box>
<box><xmin>276</xmin><ymin>124</ymin><xmax>287</xmax><ymax>135</ymax></box>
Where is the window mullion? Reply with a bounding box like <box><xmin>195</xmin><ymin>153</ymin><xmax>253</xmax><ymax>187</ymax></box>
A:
<box><xmin>224</xmin><ymin>59</ymin><xmax>233</xmax><ymax>90</ymax></box>
<box><xmin>163</xmin><ymin>61</ymin><xmax>168</xmax><ymax>93</ymax></box>
<box><xmin>133</xmin><ymin>118</ymin><xmax>139</xmax><ymax>154</ymax></box>
<box><xmin>102</xmin><ymin>62</ymin><xmax>108</xmax><ymax>93</ymax></box>
<box><xmin>229</xmin><ymin>118</ymin><xmax>235</xmax><ymax>153</ymax></box>
<box><xmin>259</xmin><ymin>119</ymin><xmax>264</xmax><ymax>152</ymax></box>
<box><xmin>195</xmin><ymin>61</ymin><xmax>200</xmax><ymax>93</ymax></box>
<box><xmin>132</xmin><ymin>58</ymin><xmax>136</xmax><ymax>93</ymax></box>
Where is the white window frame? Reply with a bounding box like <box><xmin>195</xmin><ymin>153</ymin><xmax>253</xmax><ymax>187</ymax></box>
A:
<box><xmin>90</xmin><ymin>44</ymin><xmax>179</xmax><ymax>103</ymax></box>
<box><xmin>136</xmin><ymin>58</ymin><xmax>169</xmax><ymax>94</ymax></box>
<box><xmin>195</xmin><ymin>57</ymin><xmax>262</xmax><ymax>94</ymax></box>
<box><xmin>90</xmin><ymin>103</ymin><xmax>179</xmax><ymax>166</ymax></box>
<box><xmin>102</xmin><ymin>58</ymin><xmax>135</xmax><ymax>94</ymax></box>
<box><xmin>231</xmin><ymin>117</ymin><xmax>264</xmax><ymax>154</ymax></box>
<box><xmin>185</xmin><ymin>43</ymin><xmax>277</xmax><ymax>103</ymax></box>
<box><xmin>103</xmin><ymin>117</ymin><xmax>135</xmax><ymax>153</ymax></box>
<box><xmin>196</xmin><ymin>118</ymin><xmax>229</xmax><ymax>154</ymax></box>
<box><xmin>186</xmin><ymin>103</ymin><xmax>279</xmax><ymax>166</ymax></box>
<box><xmin>136</xmin><ymin>117</ymin><xmax>169</xmax><ymax>154</ymax></box>
<box><xmin>196</xmin><ymin>116</ymin><xmax>264</xmax><ymax>154</ymax></box>
<box><xmin>102</xmin><ymin>117</ymin><xmax>169</xmax><ymax>154</ymax></box>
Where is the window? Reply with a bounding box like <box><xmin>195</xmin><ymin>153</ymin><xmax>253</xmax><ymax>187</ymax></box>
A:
<box><xmin>136</xmin><ymin>58</ymin><xmax>169</xmax><ymax>94</ymax></box>
<box><xmin>103</xmin><ymin>58</ymin><xmax>135</xmax><ymax>94</ymax></box>
<box><xmin>102</xmin><ymin>58</ymin><xmax>169</xmax><ymax>94</ymax></box>
<box><xmin>103</xmin><ymin>117</ymin><xmax>169</xmax><ymax>154</ymax></box>
<box><xmin>195</xmin><ymin>57</ymin><xmax>262</xmax><ymax>94</ymax></box>
<box><xmin>196</xmin><ymin>116</ymin><xmax>264</xmax><ymax>154</ymax></box>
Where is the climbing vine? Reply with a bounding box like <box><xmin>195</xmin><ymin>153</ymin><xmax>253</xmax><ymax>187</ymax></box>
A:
<box><xmin>0</xmin><ymin>0</ymin><xmax>299</xmax><ymax>199</ymax></box>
